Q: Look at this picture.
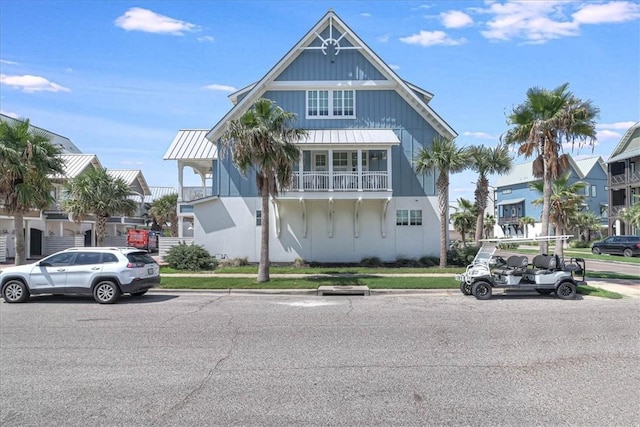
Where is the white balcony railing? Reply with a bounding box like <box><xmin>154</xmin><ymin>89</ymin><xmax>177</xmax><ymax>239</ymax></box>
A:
<box><xmin>181</xmin><ymin>187</ymin><xmax>213</xmax><ymax>202</ymax></box>
<box><xmin>287</xmin><ymin>171</ymin><xmax>388</xmax><ymax>192</ymax></box>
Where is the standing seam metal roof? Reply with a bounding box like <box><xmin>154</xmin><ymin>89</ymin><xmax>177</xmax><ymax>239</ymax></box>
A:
<box><xmin>50</xmin><ymin>154</ymin><xmax>101</xmax><ymax>179</ymax></box>
<box><xmin>107</xmin><ymin>169</ymin><xmax>151</xmax><ymax>196</ymax></box>
<box><xmin>164</xmin><ymin>129</ymin><xmax>217</xmax><ymax>160</ymax></box>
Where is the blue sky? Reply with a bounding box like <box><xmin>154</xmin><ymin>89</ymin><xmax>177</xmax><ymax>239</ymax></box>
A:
<box><xmin>1</xmin><ymin>0</ymin><xmax>639</xmax><ymax>203</ymax></box>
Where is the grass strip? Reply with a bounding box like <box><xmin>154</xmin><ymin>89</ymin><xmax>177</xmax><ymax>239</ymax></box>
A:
<box><xmin>160</xmin><ymin>266</ymin><xmax>464</xmax><ymax>275</ymax></box>
<box><xmin>160</xmin><ymin>276</ymin><xmax>458</xmax><ymax>289</ymax></box>
<box><xmin>577</xmin><ymin>285</ymin><xmax>623</xmax><ymax>299</ymax></box>
<box><xmin>586</xmin><ymin>271</ymin><xmax>640</xmax><ymax>280</ymax></box>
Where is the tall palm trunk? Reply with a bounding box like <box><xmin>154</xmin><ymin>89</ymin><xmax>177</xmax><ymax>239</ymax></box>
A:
<box><xmin>438</xmin><ymin>173</ymin><xmax>449</xmax><ymax>268</ymax></box>
<box><xmin>13</xmin><ymin>214</ymin><xmax>26</xmax><ymax>265</ymax></box>
<box><xmin>257</xmin><ymin>176</ymin><xmax>271</xmax><ymax>283</ymax></box>
<box><xmin>96</xmin><ymin>215</ymin><xmax>108</xmax><ymax>247</ymax></box>
<box><xmin>555</xmin><ymin>223</ymin><xmax>565</xmax><ymax>258</ymax></box>
<box><xmin>540</xmin><ymin>155</ymin><xmax>552</xmax><ymax>254</ymax></box>
<box><xmin>474</xmin><ymin>177</ymin><xmax>489</xmax><ymax>244</ymax></box>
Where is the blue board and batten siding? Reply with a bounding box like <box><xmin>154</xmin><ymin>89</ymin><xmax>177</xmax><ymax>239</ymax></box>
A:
<box><xmin>214</xmin><ymin>89</ymin><xmax>438</xmax><ymax>198</ymax></box>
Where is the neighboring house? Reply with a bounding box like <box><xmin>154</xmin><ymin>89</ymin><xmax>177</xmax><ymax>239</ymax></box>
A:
<box><xmin>495</xmin><ymin>155</ymin><xmax>608</xmax><ymax>237</ymax></box>
<box><xmin>607</xmin><ymin>121</ymin><xmax>640</xmax><ymax>235</ymax></box>
<box><xmin>0</xmin><ymin>114</ymin><xmax>156</xmax><ymax>258</ymax></box>
<box><xmin>165</xmin><ymin>10</ymin><xmax>457</xmax><ymax>262</ymax></box>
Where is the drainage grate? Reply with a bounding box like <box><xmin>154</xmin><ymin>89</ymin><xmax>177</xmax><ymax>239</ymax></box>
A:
<box><xmin>317</xmin><ymin>285</ymin><xmax>370</xmax><ymax>296</ymax></box>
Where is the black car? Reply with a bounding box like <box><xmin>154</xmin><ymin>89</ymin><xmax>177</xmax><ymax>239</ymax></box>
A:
<box><xmin>591</xmin><ymin>235</ymin><xmax>640</xmax><ymax>257</ymax></box>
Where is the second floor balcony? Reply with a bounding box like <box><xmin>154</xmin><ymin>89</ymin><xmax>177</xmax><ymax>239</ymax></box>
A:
<box><xmin>286</xmin><ymin>171</ymin><xmax>389</xmax><ymax>192</ymax></box>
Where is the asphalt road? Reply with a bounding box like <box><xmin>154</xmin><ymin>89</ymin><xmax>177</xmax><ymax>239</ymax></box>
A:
<box><xmin>1</xmin><ymin>292</ymin><xmax>639</xmax><ymax>426</ymax></box>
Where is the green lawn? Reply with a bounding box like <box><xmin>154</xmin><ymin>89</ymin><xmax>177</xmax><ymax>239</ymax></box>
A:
<box><xmin>160</xmin><ymin>265</ymin><xmax>464</xmax><ymax>275</ymax></box>
<box><xmin>514</xmin><ymin>246</ymin><xmax>640</xmax><ymax>264</ymax></box>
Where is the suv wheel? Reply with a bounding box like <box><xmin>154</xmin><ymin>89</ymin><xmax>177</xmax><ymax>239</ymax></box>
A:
<box><xmin>2</xmin><ymin>280</ymin><xmax>30</xmax><ymax>303</ymax></box>
<box><xmin>556</xmin><ymin>282</ymin><xmax>576</xmax><ymax>300</ymax></box>
<box><xmin>591</xmin><ymin>247</ymin><xmax>601</xmax><ymax>255</ymax></box>
<box><xmin>93</xmin><ymin>280</ymin><xmax>121</xmax><ymax>304</ymax></box>
<box><xmin>623</xmin><ymin>248</ymin><xmax>633</xmax><ymax>257</ymax></box>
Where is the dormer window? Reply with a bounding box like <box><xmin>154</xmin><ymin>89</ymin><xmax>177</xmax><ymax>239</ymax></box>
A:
<box><xmin>307</xmin><ymin>90</ymin><xmax>355</xmax><ymax>118</ymax></box>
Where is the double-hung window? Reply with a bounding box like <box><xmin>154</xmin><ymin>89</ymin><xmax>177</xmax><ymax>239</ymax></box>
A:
<box><xmin>396</xmin><ymin>209</ymin><xmax>422</xmax><ymax>226</ymax></box>
<box><xmin>307</xmin><ymin>90</ymin><xmax>355</xmax><ymax>118</ymax></box>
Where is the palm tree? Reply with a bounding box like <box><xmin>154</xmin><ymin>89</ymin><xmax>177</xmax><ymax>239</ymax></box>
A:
<box><xmin>503</xmin><ymin>83</ymin><xmax>599</xmax><ymax>253</ymax></box>
<box><xmin>63</xmin><ymin>168</ymin><xmax>137</xmax><ymax>247</ymax></box>
<box><xmin>572</xmin><ymin>211</ymin><xmax>602</xmax><ymax>242</ymax></box>
<box><xmin>415</xmin><ymin>136</ymin><xmax>470</xmax><ymax>267</ymax></box>
<box><xmin>451</xmin><ymin>198</ymin><xmax>476</xmax><ymax>247</ymax></box>
<box><xmin>0</xmin><ymin>118</ymin><xmax>65</xmax><ymax>265</ymax></box>
<box><xmin>149</xmin><ymin>193</ymin><xmax>179</xmax><ymax>237</ymax></box>
<box><xmin>531</xmin><ymin>172</ymin><xmax>587</xmax><ymax>257</ymax></box>
<box><xmin>483</xmin><ymin>214</ymin><xmax>496</xmax><ymax>239</ymax></box>
<box><xmin>469</xmin><ymin>144</ymin><xmax>512</xmax><ymax>244</ymax></box>
<box><xmin>221</xmin><ymin>98</ymin><xmax>306</xmax><ymax>283</ymax></box>
<box><xmin>519</xmin><ymin>216</ymin><xmax>535</xmax><ymax>238</ymax></box>
<box><xmin>621</xmin><ymin>203</ymin><xmax>640</xmax><ymax>235</ymax></box>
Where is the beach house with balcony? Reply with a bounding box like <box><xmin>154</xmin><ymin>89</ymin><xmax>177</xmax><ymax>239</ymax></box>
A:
<box><xmin>165</xmin><ymin>10</ymin><xmax>457</xmax><ymax>262</ymax></box>
<box><xmin>495</xmin><ymin>155</ymin><xmax>608</xmax><ymax>237</ymax></box>
<box><xmin>607</xmin><ymin>121</ymin><xmax>640</xmax><ymax>235</ymax></box>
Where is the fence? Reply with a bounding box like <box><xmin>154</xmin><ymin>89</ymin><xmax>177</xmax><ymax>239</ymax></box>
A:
<box><xmin>158</xmin><ymin>237</ymin><xmax>194</xmax><ymax>261</ymax></box>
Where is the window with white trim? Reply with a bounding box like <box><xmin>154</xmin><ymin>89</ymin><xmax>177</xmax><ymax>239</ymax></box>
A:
<box><xmin>591</xmin><ymin>185</ymin><xmax>597</xmax><ymax>197</ymax></box>
<box><xmin>396</xmin><ymin>209</ymin><xmax>422</xmax><ymax>226</ymax></box>
<box><xmin>307</xmin><ymin>90</ymin><xmax>355</xmax><ymax>118</ymax></box>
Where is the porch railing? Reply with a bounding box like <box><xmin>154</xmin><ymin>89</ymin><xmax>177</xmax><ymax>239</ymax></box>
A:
<box><xmin>287</xmin><ymin>171</ymin><xmax>389</xmax><ymax>192</ymax></box>
<box><xmin>181</xmin><ymin>187</ymin><xmax>213</xmax><ymax>202</ymax></box>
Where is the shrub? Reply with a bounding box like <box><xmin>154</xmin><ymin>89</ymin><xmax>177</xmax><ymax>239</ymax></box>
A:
<box><xmin>219</xmin><ymin>257</ymin><xmax>249</xmax><ymax>268</ymax></box>
<box><xmin>419</xmin><ymin>256</ymin><xmax>438</xmax><ymax>267</ymax></box>
<box><xmin>395</xmin><ymin>257</ymin><xmax>420</xmax><ymax>267</ymax></box>
<box><xmin>360</xmin><ymin>257</ymin><xmax>382</xmax><ymax>267</ymax></box>
<box><xmin>570</xmin><ymin>240</ymin><xmax>591</xmax><ymax>248</ymax></box>
<box><xmin>497</xmin><ymin>242</ymin><xmax>519</xmax><ymax>250</ymax></box>
<box><xmin>447</xmin><ymin>245</ymin><xmax>480</xmax><ymax>267</ymax></box>
<box><xmin>165</xmin><ymin>243</ymin><xmax>217</xmax><ymax>271</ymax></box>
<box><xmin>293</xmin><ymin>257</ymin><xmax>309</xmax><ymax>268</ymax></box>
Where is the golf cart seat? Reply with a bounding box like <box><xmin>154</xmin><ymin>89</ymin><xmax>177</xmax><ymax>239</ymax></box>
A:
<box><xmin>494</xmin><ymin>255</ymin><xmax>528</xmax><ymax>276</ymax></box>
<box><xmin>526</xmin><ymin>254</ymin><xmax>561</xmax><ymax>275</ymax></box>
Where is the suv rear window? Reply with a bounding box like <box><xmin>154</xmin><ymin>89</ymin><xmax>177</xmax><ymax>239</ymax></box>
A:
<box><xmin>126</xmin><ymin>252</ymin><xmax>156</xmax><ymax>264</ymax></box>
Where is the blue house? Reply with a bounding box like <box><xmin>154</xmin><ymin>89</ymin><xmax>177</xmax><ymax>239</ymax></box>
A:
<box><xmin>495</xmin><ymin>155</ymin><xmax>608</xmax><ymax>237</ymax></box>
<box><xmin>165</xmin><ymin>11</ymin><xmax>457</xmax><ymax>262</ymax></box>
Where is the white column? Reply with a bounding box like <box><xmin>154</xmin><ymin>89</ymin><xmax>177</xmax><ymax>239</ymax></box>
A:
<box><xmin>357</xmin><ymin>149</ymin><xmax>363</xmax><ymax>191</ymax></box>
<box><xmin>178</xmin><ymin>163</ymin><xmax>184</xmax><ymax>202</ymax></box>
<box><xmin>328</xmin><ymin>150</ymin><xmax>334</xmax><ymax>191</ymax></box>
<box><xmin>386</xmin><ymin>147</ymin><xmax>392</xmax><ymax>190</ymax></box>
<box><xmin>178</xmin><ymin>216</ymin><xmax>184</xmax><ymax>238</ymax></box>
<box><xmin>299</xmin><ymin>149</ymin><xmax>304</xmax><ymax>191</ymax></box>
<box><xmin>59</xmin><ymin>221</ymin><xmax>64</xmax><ymax>236</ymax></box>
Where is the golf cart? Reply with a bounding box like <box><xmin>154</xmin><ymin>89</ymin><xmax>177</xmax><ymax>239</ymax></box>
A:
<box><xmin>455</xmin><ymin>235</ymin><xmax>587</xmax><ymax>300</ymax></box>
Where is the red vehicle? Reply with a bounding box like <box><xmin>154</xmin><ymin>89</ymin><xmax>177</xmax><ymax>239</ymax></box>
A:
<box><xmin>126</xmin><ymin>229</ymin><xmax>159</xmax><ymax>252</ymax></box>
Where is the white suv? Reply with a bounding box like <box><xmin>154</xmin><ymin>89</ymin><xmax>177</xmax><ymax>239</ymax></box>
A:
<box><xmin>0</xmin><ymin>247</ymin><xmax>160</xmax><ymax>304</ymax></box>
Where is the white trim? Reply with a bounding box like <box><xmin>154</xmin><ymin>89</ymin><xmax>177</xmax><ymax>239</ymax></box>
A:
<box><xmin>305</xmin><ymin>89</ymin><xmax>355</xmax><ymax>120</ymax></box>
<box><xmin>269</xmin><ymin>80</ymin><xmax>393</xmax><ymax>90</ymax></box>
<box><xmin>381</xmin><ymin>197</ymin><xmax>391</xmax><ymax>238</ymax></box>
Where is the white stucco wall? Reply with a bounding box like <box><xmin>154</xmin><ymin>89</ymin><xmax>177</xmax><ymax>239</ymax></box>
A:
<box><xmin>193</xmin><ymin>196</ymin><xmax>441</xmax><ymax>263</ymax></box>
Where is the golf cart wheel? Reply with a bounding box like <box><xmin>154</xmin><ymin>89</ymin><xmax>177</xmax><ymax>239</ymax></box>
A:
<box><xmin>460</xmin><ymin>281</ymin><xmax>473</xmax><ymax>295</ymax></box>
<box><xmin>472</xmin><ymin>281</ymin><xmax>492</xmax><ymax>300</ymax></box>
<box><xmin>591</xmin><ymin>247</ymin><xmax>601</xmax><ymax>255</ymax></box>
<box><xmin>2</xmin><ymin>279</ymin><xmax>30</xmax><ymax>303</ymax></box>
<box><xmin>536</xmin><ymin>289</ymin><xmax>553</xmax><ymax>296</ymax></box>
<box><xmin>556</xmin><ymin>282</ymin><xmax>576</xmax><ymax>300</ymax></box>
<box><xmin>623</xmin><ymin>248</ymin><xmax>633</xmax><ymax>257</ymax></box>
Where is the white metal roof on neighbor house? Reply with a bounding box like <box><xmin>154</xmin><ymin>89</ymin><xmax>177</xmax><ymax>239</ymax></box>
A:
<box><xmin>301</xmin><ymin>129</ymin><xmax>400</xmax><ymax>145</ymax></box>
<box><xmin>145</xmin><ymin>186</ymin><xmax>178</xmax><ymax>204</ymax></box>
<box><xmin>107</xmin><ymin>169</ymin><xmax>151</xmax><ymax>196</ymax></box>
<box><xmin>164</xmin><ymin>129</ymin><xmax>217</xmax><ymax>160</ymax></box>
<box><xmin>608</xmin><ymin>121</ymin><xmax>640</xmax><ymax>163</ymax></box>
<box><xmin>50</xmin><ymin>154</ymin><xmax>101</xmax><ymax>179</ymax></box>
<box><xmin>497</xmin><ymin>197</ymin><xmax>526</xmax><ymax>206</ymax></box>
<box><xmin>496</xmin><ymin>155</ymin><xmax>603</xmax><ymax>187</ymax></box>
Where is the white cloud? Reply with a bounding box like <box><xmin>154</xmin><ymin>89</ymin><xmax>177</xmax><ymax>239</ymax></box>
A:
<box><xmin>114</xmin><ymin>7</ymin><xmax>199</xmax><ymax>35</ymax></box>
<box><xmin>441</xmin><ymin>10</ymin><xmax>473</xmax><ymax>28</ymax></box>
<box><xmin>400</xmin><ymin>30</ymin><xmax>466</xmax><ymax>46</ymax></box>
<box><xmin>463</xmin><ymin>131</ymin><xmax>495</xmax><ymax>140</ymax></box>
<box><xmin>481</xmin><ymin>1</ymin><xmax>580</xmax><ymax>43</ymax></box>
<box><xmin>0</xmin><ymin>110</ymin><xmax>20</xmax><ymax>118</ymax></box>
<box><xmin>595</xmin><ymin>129</ymin><xmax>622</xmax><ymax>140</ymax></box>
<box><xmin>203</xmin><ymin>83</ymin><xmax>236</xmax><ymax>92</ymax></box>
<box><xmin>360</xmin><ymin>12</ymin><xmax>372</xmax><ymax>18</ymax></box>
<box><xmin>197</xmin><ymin>35</ymin><xmax>215</xmax><ymax>43</ymax></box>
<box><xmin>389</xmin><ymin>64</ymin><xmax>401</xmax><ymax>70</ymax></box>
<box><xmin>0</xmin><ymin>59</ymin><xmax>19</xmax><ymax>65</ymax></box>
<box><xmin>0</xmin><ymin>74</ymin><xmax>71</xmax><ymax>93</ymax></box>
<box><xmin>597</xmin><ymin>121</ymin><xmax>636</xmax><ymax>130</ymax></box>
<box><xmin>377</xmin><ymin>34</ymin><xmax>390</xmax><ymax>43</ymax></box>
<box><xmin>573</xmin><ymin>1</ymin><xmax>640</xmax><ymax>24</ymax></box>
<box><xmin>120</xmin><ymin>160</ymin><xmax>145</xmax><ymax>166</ymax></box>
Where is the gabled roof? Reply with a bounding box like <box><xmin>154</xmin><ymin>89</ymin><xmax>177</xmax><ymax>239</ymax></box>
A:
<box><xmin>496</xmin><ymin>155</ymin><xmax>603</xmax><ymax>187</ymax></box>
<box><xmin>107</xmin><ymin>169</ymin><xmax>151</xmax><ymax>196</ymax></box>
<box><xmin>206</xmin><ymin>10</ymin><xmax>456</xmax><ymax>142</ymax></box>
<box><xmin>607</xmin><ymin>121</ymin><xmax>640</xmax><ymax>163</ymax></box>
<box><xmin>50</xmin><ymin>154</ymin><xmax>101</xmax><ymax>180</ymax></box>
<box><xmin>164</xmin><ymin>129</ymin><xmax>217</xmax><ymax>160</ymax></box>
<box><xmin>0</xmin><ymin>113</ymin><xmax>82</xmax><ymax>154</ymax></box>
